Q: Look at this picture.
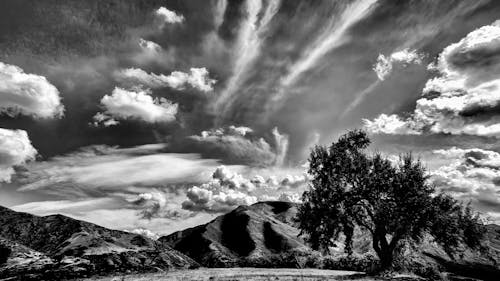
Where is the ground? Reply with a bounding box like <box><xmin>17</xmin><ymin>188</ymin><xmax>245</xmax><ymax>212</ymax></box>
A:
<box><xmin>79</xmin><ymin>268</ymin><xmax>419</xmax><ymax>281</ymax></box>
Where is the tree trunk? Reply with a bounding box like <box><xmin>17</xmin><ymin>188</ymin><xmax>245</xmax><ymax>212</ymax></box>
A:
<box><xmin>372</xmin><ymin>231</ymin><xmax>395</xmax><ymax>270</ymax></box>
<box><xmin>378</xmin><ymin>249</ymin><xmax>394</xmax><ymax>270</ymax></box>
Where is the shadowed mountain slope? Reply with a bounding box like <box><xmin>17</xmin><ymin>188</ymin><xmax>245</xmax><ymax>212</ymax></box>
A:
<box><xmin>0</xmin><ymin>205</ymin><xmax>198</xmax><ymax>280</ymax></box>
<box><xmin>162</xmin><ymin>201</ymin><xmax>500</xmax><ymax>280</ymax></box>
<box><xmin>160</xmin><ymin>201</ymin><xmax>308</xmax><ymax>267</ymax></box>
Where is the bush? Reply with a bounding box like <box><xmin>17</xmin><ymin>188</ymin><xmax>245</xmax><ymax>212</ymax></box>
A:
<box><xmin>322</xmin><ymin>253</ymin><xmax>379</xmax><ymax>273</ymax></box>
<box><xmin>0</xmin><ymin>243</ymin><xmax>11</xmax><ymax>265</ymax></box>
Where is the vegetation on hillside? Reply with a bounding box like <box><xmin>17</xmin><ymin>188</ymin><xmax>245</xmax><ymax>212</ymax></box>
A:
<box><xmin>297</xmin><ymin>130</ymin><xmax>486</xmax><ymax>271</ymax></box>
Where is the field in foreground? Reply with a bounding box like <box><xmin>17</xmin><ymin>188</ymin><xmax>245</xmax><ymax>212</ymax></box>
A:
<box><xmin>80</xmin><ymin>268</ymin><xmax>373</xmax><ymax>281</ymax></box>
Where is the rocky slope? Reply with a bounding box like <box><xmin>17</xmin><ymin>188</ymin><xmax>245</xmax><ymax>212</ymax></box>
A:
<box><xmin>160</xmin><ymin>201</ymin><xmax>309</xmax><ymax>267</ymax></box>
<box><xmin>0</xmin><ymin>205</ymin><xmax>198</xmax><ymax>280</ymax></box>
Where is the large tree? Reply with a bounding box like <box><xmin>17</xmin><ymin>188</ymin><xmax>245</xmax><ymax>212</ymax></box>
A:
<box><xmin>297</xmin><ymin>130</ymin><xmax>485</xmax><ymax>269</ymax></box>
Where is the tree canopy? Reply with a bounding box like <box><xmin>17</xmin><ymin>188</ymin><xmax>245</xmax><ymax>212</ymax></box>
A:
<box><xmin>297</xmin><ymin>130</ymin><xmax>485</xmax><ymax>269</ymax></box>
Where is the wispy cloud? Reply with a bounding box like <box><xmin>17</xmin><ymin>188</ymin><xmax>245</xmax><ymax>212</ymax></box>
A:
<box><xmin>17</xmin><ymin>144</ymin><xmax>221</xmax><ymax>192</ymax></box>
<box><xmin>213</xmin><ymin>0</ymin><xmax>281</xmax><ymax>123</ymax></box>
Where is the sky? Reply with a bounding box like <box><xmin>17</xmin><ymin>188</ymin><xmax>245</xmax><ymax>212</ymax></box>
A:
<box><xmin>1</xmin><ymin>0</ymin><xmax>500</xmax><ymax>237</ymax></box>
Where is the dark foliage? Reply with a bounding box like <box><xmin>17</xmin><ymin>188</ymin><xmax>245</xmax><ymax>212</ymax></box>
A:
<box><xmin>0</xmin><ymin>243</ymin><xmax>10</xmax><ymax>265</ymax></box>
<box><xmin>297</xmin><ymin>130</ymin><xmax>486</xmax><ymax>270</ymax></box>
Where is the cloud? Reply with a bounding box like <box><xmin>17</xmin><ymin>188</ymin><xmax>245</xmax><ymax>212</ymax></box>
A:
<box><xmin>115</xmin><ymin>67</ymin><xmax>216</xmax><ymax>92</ymax></box>
<box><xmin>0</xmin><ymin>128</ymin><xmax>37</xmax><ymax>182</ymax></box>
<box><xmin>93</xmin><ymin>87</ymin><xmax>178</xmax><ymax>125</ymax></box>
<box><xmin>17</xmin><ymin>144</ymin><xmax>222</xmax><ymax>192</ymax></box>
<box><xmin>187</xmin><ymin>126</ymin><xmax>289</xmax><ymax>166</ymax></box>
<box><xmin>155</xmin><ymin>7</ymin><xmax>184</xmax><ymax>25</ymax></box>
<box><xmin>429</xmin><ymin>147</ymin><xmax>500</xmax><ymax>221</ymax></box>
<box><xmin>181</xmin><ymin>165</ymin><xmax>307</xmax><ymax>213</ymax></box>
<box><xmin>363</xmin><ymin>113</ymin><xmax>422</xmax><ymax>135</ymax></box>
<box><xmin>11</xmin><ymin>198</ymin><xmax>115</xmax><ymax>214</ymax></box>
<box><xmin>213</xmin><ymin>0</ymin><xmax>281</xmax><ymax>118</ymax></box>
<box><xmin>364</xmin><ymin>20</ymin><xmax>500</xmax><ymax>137</ymax></box>
<box><xmin>373</xmin><ymin>49</ymin><xmax>424</xmax><ymax>80</ymax></box>
<box><xmin>182</xmin><ymin>186</ymin><xmax>258</xmax><ymax>213</ymax></box>
<box><xmin>0</xmin><ymin>62</ymin><xmax>64</xmax><ymax>118</ymax></box>
<box><xmin>278</xmin><ymin>0</ymin><xmax>378</xmax><ymax>88</ymax></box>
<box><xmin>127</xmin><ymin>228</ymin><xmax>160</xmax><ymax>240</ymax></box>
<box><xmin>139</xmin><ymin>38</ymin><xmax>162</xmax><ymax>53</ymax></box>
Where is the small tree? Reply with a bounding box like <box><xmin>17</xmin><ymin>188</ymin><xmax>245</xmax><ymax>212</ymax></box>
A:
<box><xmin>0</xmin><ymin>243</ymin><xmax>11</xmax><ymax>265</ymax></box>
<box><xmin>297</xmin><ymin>130</ymin><xmax>485</xmax><ymax>270</ymax></box>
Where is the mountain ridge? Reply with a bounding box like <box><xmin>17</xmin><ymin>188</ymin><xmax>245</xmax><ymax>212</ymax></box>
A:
<box><xmin>0</xmin><ymin>205</ymin><xmax>198</xmax><ymax>280</ymax></box>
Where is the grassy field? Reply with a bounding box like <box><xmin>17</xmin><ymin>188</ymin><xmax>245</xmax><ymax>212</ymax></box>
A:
<box><xmin>81</xmin><ymin>268</ymin><xmax>371</xmax><ymax>281</ymax></box>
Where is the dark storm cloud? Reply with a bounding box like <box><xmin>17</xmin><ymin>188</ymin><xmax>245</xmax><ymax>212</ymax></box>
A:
<box><xmin>170</xmin><ymin>126</ymin><xmax>289</xmax><ymax>167</ymax></box>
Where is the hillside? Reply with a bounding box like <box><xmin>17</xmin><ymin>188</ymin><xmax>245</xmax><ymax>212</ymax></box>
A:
<box><xmin>160</xmin><ymin>201</ymin><xmax>309</xmax><ymax>267</ymax></box>
<box><xmin>0</xmin><ymin>205</ymin><xmax>198</xmax><ymax>280</ymax></box>
<box><xmin>162</xmin><ymin>202</ymin><xmax>500</xmax><ymax>280</ymax></box>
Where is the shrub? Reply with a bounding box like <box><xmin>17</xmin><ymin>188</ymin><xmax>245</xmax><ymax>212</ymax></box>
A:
<box><xmin>0</xmin><ymin>243</ymin><xmax>11</xmax><ymax>265</ymax></box>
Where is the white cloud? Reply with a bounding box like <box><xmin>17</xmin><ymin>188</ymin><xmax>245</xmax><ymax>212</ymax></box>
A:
<box><xmin>93</xmin><ymin>87</ymin><xmax>178</xmax><ymax>125</ymax></box>
<box><xmin>363</xmin><ymin>113</ymin><xmax>421</xmax><ymax>135</ymax></box>
<box><xmin>0</xmin><ymin>62</ymin><xmax>64</xmax><ymax>118</ymax></box>
<box><xmin>212</xmin><ymin>0</ymin><xmax>281</xmax><ymax>116</ymax></box>
<box><xmin>280</xmin><ymin>0</ymin><xmax>378</xmax><ymax>88</ymax></box>
<box><xmin>0</xmin><ymin>128</ymin><xmax>37</xmax><ymax>182</ymax></box>
<box><xmin>278</xmin><ymin>192</ymin><xmax>302</xmax><ymax>203</ymax></box>
<box><xmin>139</xmin><ymin>38</ymin><xmax>162</xmax><ymax>53</ymax></box>
<box><xmin>373</xmin><ymin>49</ymin><xmax>424</xmax><ymax>80</ymax></box>
<box><xmin>127</xmin><ymin>228</ymin><xmax>160</xmax><ymax>240</ymax></box>
<box><xmin>17</xmin><ymin>144</ymin><xmax>223</xmax><ymax>191</ymax></box>
<box><xmin>155</xmin><ymin>7</ymin><xmax>184</xmax><ymax>25</ymax></box>
<box><xmin>182</xmin><ymin>185</ymin><xmax>257</xmax><ymax>213</ymax></box>
<box><xmin>429</xmin><ymin>147</ymin><xmax>500</xmax><ymax>221</ymax></box>
<box><xmin>181</xmin><ymin>165</ymin><xmax>308</xmax><ymax>213</ymax></box>
<box><xmin>115</xmin><ymin>67</ymin><xmax>216</xmax><ymax>92</ymax></box>
<box><xmin>365</xmin><ymin>21</ymin><xmax>500</xmax><ymax>137</ymax></box>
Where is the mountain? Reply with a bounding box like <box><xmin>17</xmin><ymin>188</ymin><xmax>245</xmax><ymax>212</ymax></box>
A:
<box><xmin>160</xmin><ymin>201</ymin><xmax>309</xmax><ymax>267</ymax></box>
<box><xmin>161</xmin><ymin>201</ymin><xmax>500</xmax><ymax>280</ymax></box>
<box><xmin>0</xmin><ymin>205</ymin><xmax>198</xmax><ymax>280</ymax></box>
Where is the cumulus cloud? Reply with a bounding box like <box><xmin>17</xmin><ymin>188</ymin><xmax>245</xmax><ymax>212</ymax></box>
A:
<box><xmin>0</xmin><ymin>128</ymin><xmax>37</xmax><ymax>182</ymax></box>
<box><xmin>429</xmin><ymin>147</ymin><xmax>500</xmax><ymax>220</ymax></box>
<box><xmin>373</xmin><ymin>49</ymin><xmax>424</xmax><ymax>80</ymax></box>
<box><xmin>127</xmin><ymin>228</ymin><xmax>160</xmax><ymax>240</ymax></box>
<box><xmin>187</xmin><ymin>126</ymin><xmax>289</xmax><ymax>166</ymax></box>
<box><xmin>365</xmin><ymin>21</ymin><xmax>500</xmax><ymax>137</ymax></box>
<box><xmin>181</xmin><ymin>165</ymin><xmax>307</xmax><ymax>213</ymax></box>
<box><xmin>93</xmin><ymin>87</ymin><xmax>178</xmax><ymax>125</ymax></box>
<box><xmin>139</xmin><ymin>38</ymin><xmax>162</xmax><ymax>53</ymax></box>
<box><xmin>0</xmin><ymin>62</ymin><xmax>64</xmax><ymax>118</ymax></box>
<box><xmin>115</xmin><ymin>67</ymin><xmax>216</xmax><ymax>92</ymax></box>
<box><xmin>155</xmin><ymin>7</ymin><xmax>184</xmax><ymax>25</ymax></box>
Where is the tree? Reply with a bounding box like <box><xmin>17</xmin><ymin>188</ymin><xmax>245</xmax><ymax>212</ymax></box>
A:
<box><xmin>297</xmin><ymin>130</ymin><xmax>485</xmax><ymax>269</ymax></box>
